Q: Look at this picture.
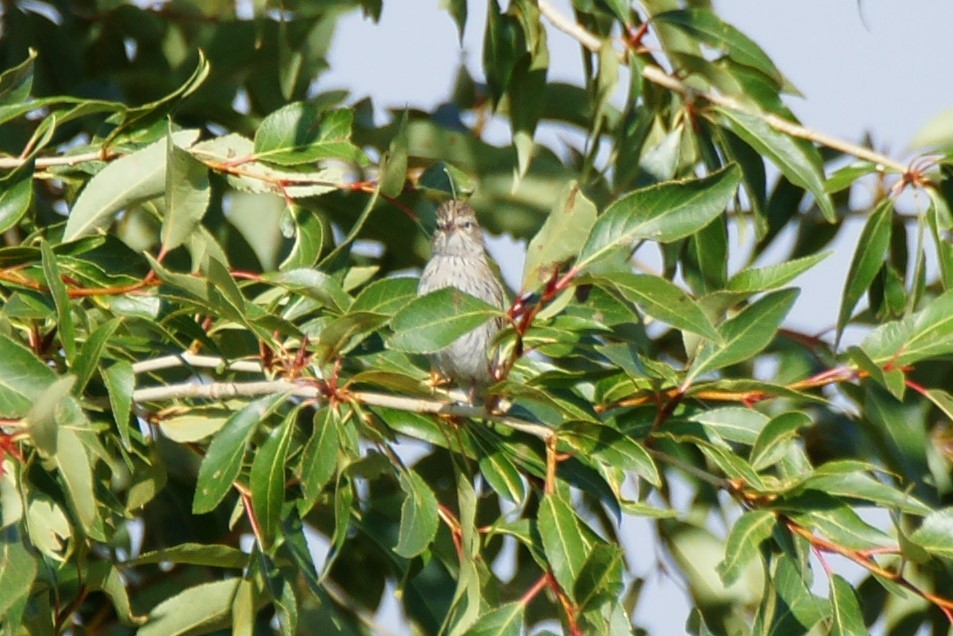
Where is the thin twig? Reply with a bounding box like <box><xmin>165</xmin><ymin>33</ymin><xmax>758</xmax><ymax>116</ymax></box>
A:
<box><xmin>536</xmin><ymin>0</ymin><xmax>908</xmax><ymax>175</ymax></box>
<box><xmin>131</xmin><ymin>376</ymin><xmax>555</xmax><ymax>441</ymax></box>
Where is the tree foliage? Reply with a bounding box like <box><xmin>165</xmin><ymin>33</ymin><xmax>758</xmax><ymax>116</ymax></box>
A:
<box><xmin>1</xmin><ymin>1</ymin><xmax>953</xmax><ymax>634</ymax></box>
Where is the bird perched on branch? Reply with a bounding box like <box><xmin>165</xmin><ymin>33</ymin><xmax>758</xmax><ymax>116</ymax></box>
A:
<box><xmin>418</xmin><ymin>200</ymin><xmax>506</xmax><ymax>391</ymax></box>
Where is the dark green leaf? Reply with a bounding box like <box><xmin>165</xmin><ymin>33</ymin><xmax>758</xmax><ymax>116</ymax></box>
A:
<box><xmin>299</xmin><ymin>408</ymin><xmax>341</xmax><ymax>507</ymax></box>
<box><xmin>717</xmin><ymin>510</ymin><xmax>774</xmax><ymax>585</ymax></box>
<box><xmin>253</xmin><ymin>104</ymin><xmax>366</xmax><ymax>165</ymax></box>
<box><xmin>829</xmin><ymin>575</ymin><xmax>866</xmax><ymax>636</ymax></box>
<box><xmin>860</xmin><ymin>288</ymin><xmax>953</xmax><ymax>366</ymax></box>
<box><xmin>837</xmin><ymin>199</ymin><xmax>893</xmax><ymax>342</ymax></box>
<box><xmin>577</xmin><ymin>165</ymin><xmax>741</xmax><ymax>270</ymax></box>
<box><xmin>279</xmin><ymin>205</ymin><xmax>324</xmax><ymax>270</ymax></box>
<box><xmin>465</xmin><ymin>601</ymin><xmax>524</xmax><ymax>636</ymax></box>
<box><xmin>103</xmin><ymin>360</ymin><xmax>135</xmax><ymax>447</ymax></box>
<box><xmin>388</xmin><ymin>287</ymin><xmax>503</xmax><ymax>354</ymax></box>
<box><xmin>538</xmin><ymin>492</ymin><xmax>589</xmax><ymax>601</ymax></box>
<box><xmin>72</xmin><ymin>318</ymin><xmax>120</xmax><ymax>395</ymax></box>
<box><xmin>750</xmin><ymin>411</ymin><xmax>810</xmax><ymax>470</ymax></box>
<box><xmin>596</xmin><ymin>271</ymin><xmax>721</xmax><ymax>341</ymax></box>
<box><xmin>574</xmin><ymin>544</ymin><xmax>624</xmax><ymax>610</ymax></box>
<box><xmin>713</xmin><ymin>108</ymin><xmax>835</xmax><ymax>222</ymax></box>
<box><xmin>40</xmin><ymin>240</ymin><xmax>75</xmax><ymax>360</ymax></box>
<box><xmin>0</xmin><ymin>175</ymin><xmax>32</xmax><ymax>234</ymax></box>
<box><xmin>727</xmin><ymin>251</ymin><xmax>831</xmax><ymax>293</ymax></box>
<box><xmin>250</xmin><ymin>410</ymin><xmax>296</xmax><ymax>546</ymax></box>
<box><xmin>394</xmin><ymin>470</ymin><xmax>440</xmax><ymax>558</ymax></box>
<box><xmin>193</xmin><ymin>394</ymin><xmax>286</xmax><ymax>514</ymax></box>
<box><xmin>688</xmin><ymin>288</ymin><xmax>798</xmax><ymax>382</ymax></box>
<box><xmin>131</xmin><ymin>543</ymin><xmax>248</xmax><ymax>569</ymax></box>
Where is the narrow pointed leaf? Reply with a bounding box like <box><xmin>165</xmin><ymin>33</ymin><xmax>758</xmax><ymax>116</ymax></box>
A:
<box><xmin>836</xmin><ymin>199</ymin><xmax>892</xmax><ymax>342</ymax></box>
<box><xmin>688</xmin><ymin>288</ymin><xmax>798</xmax><ymax>382</ymax></box>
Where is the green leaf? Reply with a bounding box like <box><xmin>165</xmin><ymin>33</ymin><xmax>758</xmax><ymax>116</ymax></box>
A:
<box><xmin>596</xmin><ymin>271</ymin><xmax>721</xmax><ymax>341</ymax></box>
<box><xmin>538</xmin><ymin>492</ymin><xmax>589</xmax><ymax>601</ymax></box>
<box><xmin>0</xmin><ymin>48</ymin><xmax>36</xmax><ymax>102</ymax></box>
<box><xmin>40</xmin><ymin>240</ymin><xmax>75</xmax><ymax>360</ymax></box>
<box><xmin>836</xmin><ymin>198</ymin><xmax>893</xmax><ymax>343</ymax></box>
<box><xmin>253</xmin><ymin>104</ymin><xmax>366</xmax><ymax>165</ymax></box>
<box><xmin>190</xmin><ymin>133</ymin><xmax>345</xmax><ymax>198</ymax></box>
<box><xmin>909</xmin><ymin>508</ymin><xmax>953</xmax><ymax>559</ymax></box>
<box><xmin>131</xmin><ymin>543</ymin><xmax>248</xmax><ymax>569</ymax></box>
<box><xmin>388</xmin><ymin>287</ymin><xmax>503</xmax><ymax>354</ymax></box>
<box><xmin>688</xmin><ymin>288</ymin><xmax>798</xmax><ymax>382</ymax></box>
<box><xmin>394</xmin><ymin>470</ymin><xmax>439</xmax><ymax>558</ymax></box>
<box><xmin>465</xmin><ymin>601</ymin><xmax>524</xmax><ymax>636</ymax></box>
<box><xmin>417</xmin><ymin>161</ymin><xmax>476</xmax><ymax>198</ymax></box>
<box><xmin>442</xmin><ymin>0</ymin><xmax>468</xmax><ymax>43</ymax></box>
<box><xmin>0</xmin><ymin>333</ymin><xmax>58</xmax><ymax>418</ymax></box>
<box><xmin>268</xmin><ymin>268</ymin><xmax>350</xmax><ymax>313</ymax></box>
<box><xmin>713</xmin><ymin>108</ymin><xmax>835</xmax><ymax>222</ymax></box>
<box><xmin>0</xmin><ymin>528</ymin><xmax>38</xmax><ymax>623</ymax></box>
<box><xmin>139</xmin><ymin>579</ymin><xmax>240</xmax><ymax>636</ymax></box>
<box><xmin>750</xmin><ymin>411</ymin><xmax>810</xmax><ymax>470</ymax></box>
<box><xmin>193</xmin><ymin>394</ymin><xmax>286</xmax><ymax>514</ymax></box>
<box><xmin>576</xmin><ymin>164</ymin><xmax>741</xmax><ymax>270</ymax></box>
<box><xmin>0</xmin><ymin>175</ymin><xmax>32</xmax><ymax>234</ymax></box>
<box><xmin>162</xmin><ymin>129</ymin><xmax>211</xmax><ymax>252</ymax></box>
<box><xmin>279</xmin><ymin>205</ymin><xmax>324</xmax><ymax>270</ymax></box>
<box><xmin>299</xmin><ymin>408</ymin><xmax>340</xmax><ymax>508</ymax></box>
<box><xmin>797</xmin><ymin>462</ymin><xmax>932</xmax><ymax>516</ymax></box>
<box><xmin>829</xmin><ymin>575</ymin><xmax>866</xmax><ymax>636</ymax></box>
<box><xmin>690</xmin><ymin>406</ymin><xmax>768</xmax><ymax>445</ymax></box>
<box><xmin>483</xmin><ymin>0</ymin><xmax>520</xmax><ymax>105</ymax></box>
<box><xmin>379</xmin><ymin>110</ymin><xmax>408</xmax><ymax>198</ymax></box>
<box><xmin>509</xmin><ymin>30</ymin><xmax>548</xmax><ymax>179</ymax></box>
<box><xmin>574</xmin><ymin>544</ymin><xmax>624</xmax><ymax>611</ymax></box>
<box><xmin>860</xmin><ymin>288</ymin><xmax>953</xmax><ymax>366</ymax></box>
<box><xmin>477</xmin><ymin>444</ymin><xmax>526</xmax><ymax>504</ymax></box>
<box><xmin>522</xmin><ymin>181</ymin><xmax>597</xmax><ymax>290</ymax></box>
<box><xmin>654</xmin><ymin>10</ymin><xmax>785</xmax><ymax>85</ymax></box>
<box><xmin>103</xmin><ymin>360</ymin><xmax>134</xmax><ymax>447</ymax></box>
<box><xmin>26</xmin><ymin>375</ymin><xmax>75</xmax><ymax>457</ymax></box>
<box><xmin>559</xmin><ymin>422</ymin><xmax>660</xmax><ymax>487</ymax></box>
<box><xmin>63</xmin><ymin>129</ymin><xmax>201</xmax><ymax>241</ymax></box>
<box><xmin>71</xmin><ymin>317</ymin><xmax>120</xmax><ymax>395</ymax></box>
<box><xmin>351</xmin><ymin>276</ymin><xmax>419</xmax><ymax>315</ymax></box>
<box><xmin>56</xmin><ymin>426</ymin><xmax>98</xmax><ymax>537</ymax></box>
<box><xmin>716</xmin><ymin>510</ymin><xmax>775</xmax><ymax>585</ymax></box>
<box><xmin>250</xmin><ymin>410</ymin><xmax>295</xmax><ymax>546</ymax></box>
<box><xmin>727</xmin><ymin>251</ymin><xmax>832</xmax><ymax>293</ymax></box>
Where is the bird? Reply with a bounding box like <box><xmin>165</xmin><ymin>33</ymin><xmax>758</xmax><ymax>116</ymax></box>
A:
<box><xmin>417</xmin><ymin>200</ymin><xmax>507</xmax><ymax>391</ymax></box>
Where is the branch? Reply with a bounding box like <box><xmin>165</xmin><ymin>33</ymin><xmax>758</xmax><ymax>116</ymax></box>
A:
<box><xmin>132</xmin><ymin>376</ymin><xmax>555</xmax><ymax>441</ymax></box>
<box><xmin>537</xmin><ymin>0</ymin><xmax>909</xmax><ymax>175</ymax></box>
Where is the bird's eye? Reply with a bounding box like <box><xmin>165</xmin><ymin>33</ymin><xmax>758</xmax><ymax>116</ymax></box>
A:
<box><xmin>461</xmin><ymin>221</ymin><xmax>473</xmax><ymax>229</ymax></box>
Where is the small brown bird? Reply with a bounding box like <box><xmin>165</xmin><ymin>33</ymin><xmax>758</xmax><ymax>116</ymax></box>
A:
<box><xmin>418</xmin><ymin>200</ymin><xmax>506</xmax><ymax>389</ymax></box>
